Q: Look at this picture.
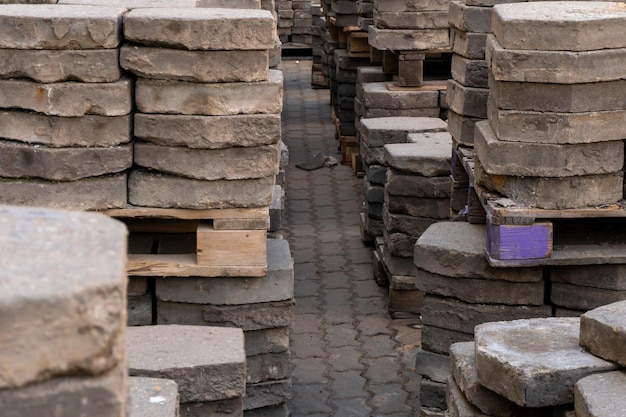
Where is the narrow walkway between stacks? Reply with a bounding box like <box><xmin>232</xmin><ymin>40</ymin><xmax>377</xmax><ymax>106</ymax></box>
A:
<box><xmin>279</xmin><ymin>58</ymin><xmax>422</xmax><ymax>416</ymax></box>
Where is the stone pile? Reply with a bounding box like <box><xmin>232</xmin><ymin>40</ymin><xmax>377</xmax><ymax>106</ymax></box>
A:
<box><xmin>0</xmin><ymin>4</ymin><xmax>131</xmax><ymax>210</ymax></box>
<box><xmin>476</xmin><ymin>2</ymin><xmax>626</xmax><ymax>210</ymax></box>
<box><xmin>276</xmin><ymin>0</ymin><xmax>312</xmax><ymax>45</ymax></box>
<box><xmin>330</xmin><ymin>0</ymin><xmax>358</xmax><ymax>27</ymax></box>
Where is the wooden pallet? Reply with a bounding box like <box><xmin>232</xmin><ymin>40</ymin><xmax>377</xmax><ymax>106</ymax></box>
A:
<box><xmin>340</xmin><ymin>135</ymin><xmax>357</xmax><ymax>165</ymax></box>
<box><xmin>104</xmin><ymin>206</ymin><xmax>269</xmax><ymax>277</ymax></box>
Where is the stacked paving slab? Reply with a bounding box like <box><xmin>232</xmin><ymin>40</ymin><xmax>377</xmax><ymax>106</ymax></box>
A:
<box><xmin>332</xmin><ymin>48</ymin><xmax>370</xmax><ymax>138</ymax></box>
<box><xmin>310</xmin><ymin>3</ymin><xmax>328</xmax><ymax>87</ymax></box>
<box><xmin>276</xmin><ymin>0</ymin><xmax>312</xmax><ymax>44</ymax></box>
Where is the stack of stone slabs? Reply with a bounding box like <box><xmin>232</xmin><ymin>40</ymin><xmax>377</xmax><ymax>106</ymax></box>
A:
<box><xmin>276</xmin><ymin>0</ymin><xmax>311</xmax><ymax>44</ymax></box>
<box><xmin>333</xmin><ymin>48</ymin><xmax>370</xmax><ymax>138</ymax></box>
<box><xmin>413</xmin><ymin>221</ymin><xmax>551</xmax><ymax>412</ymax></box>
<box><xmin>311</xmin><ymin>3</ymin><xmax>328</xmax><ymax>87</ymax></box>
<box><xmin>0</xmin><ymin>4</ymin><xmax>131</xmax><ymax>210</ymax></box>
<box><xmin>476</xmin><ymin>2</ymin><xmax>626</xmax><ymax>211</ymax></box>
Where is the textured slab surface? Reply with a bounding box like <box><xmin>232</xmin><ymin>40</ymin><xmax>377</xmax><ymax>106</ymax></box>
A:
<box><xmin>579</xmin><ymin>301</ymin><xmax>626</xmax><ymax>367</ymax></box>
<box><xmin>360</xmin><ymin>116</ymin><xmax>447</xmax><ymax>148</ymax></box>
<box><xmin>129</xmin><ymin>377</ymin><xmax>179</xmax><ymax>417</ymax></box>
<box><xmin>368</xmin><ymin>26</ymin><xmax>450</xmax><ymax>50</ymax></box>
<box><xmin>362</xmin><ymin>82</ymin><xmax>440</xmax><ymax>111</ymax></box>
<box><xmin>575</xmin><ymin>371</ymin><xmax>626</xmax><ymax>417</ymax></box>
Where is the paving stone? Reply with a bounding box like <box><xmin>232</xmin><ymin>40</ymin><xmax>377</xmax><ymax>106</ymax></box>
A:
<box><xmin>374</xmin><ymin>10</ymin><xmax>448</xmax><ymax>29</ymax></box>
<box><xmin>121</xmin><ymin>46</ymin><xmax>268</xmax><ymax>82</ymax></box>
<box><xmin>360</xmin><ymin>117</ymin><xmax>448</xmax><ymax>148</ymax></box>
<box><xmin>422</xmin><ymin>324</ymin><xmax>473</xmax><ymax>355</ymax></box>
<box><xmin>0</xmin><ymin>111</ymin><xmax>130</xmax><ymax>147</ymax></box>
<box><xmin>475</xmin><ymin>317</ymin><xmax>619</xmax><ymax>408</ymax></box>
<box><xmin>415</xmin><ymin>222</ymin><xmax>543</xmax><ymax>282</ymax></box>
<box><xmin>368</xmin><ymin>26</ymin><xmax>450</xmax><ymax>50</ymax></box>
<box><xmin>575</xmin><ymin>371</ymin><xmax>626</xmax><ymax>417</ymax></box>
<box><xmin>492</xmin><ymin>2</ymin><xmax>626</xmax><ymax>52</ymax></box>
<box><xmin>0</xmin><ymin>141</ymin><xmax>131</xmax><ymax>181</ymax></box>
<box><xmin>0</xmin><ymin>77</ymin><xmax>132</xmax><ymax>117</ymax></box>
<box><xmin>450</xmin><ymin>28</ymin><xmax>487</xmax><ymax>60</ymax></box>
<box><xmin>0</xmin><ymin>48</ymin><xmax>120</xmax><ymax>83</ymax></box>
<box><xmin>244</xmin><ymin>379</ymin><xmax>291</xmax><ymax>410</ymax></box>
<box><xmin>135</xmin><ymin>70</ymin><xmax>283</xmax><ymax>116</ymax></box>
<box><xmin>448</xmin><ymin>1</ymin><xmax>492</xmax><ymax>33</ymax></box>
<box><xmin>128</xmin><ymin>170</ymin><xmax>275</xmax><ymax>209</ymax></box>
<box><xmin>374</xmin><ymin>0</ymin><xmax>450</xmax><ymax>12</ymax></box>
<box><xmin>135</xmin><ymin>113</ymin><xmax>280</xmax><ymax>149</ymax></box>
<box><xmin>128</xmin><ymin>377</ymin><xmax>179</xmax><ymax>417</ymax></box>
<box><xmin>247</xmin><ymin>351</ymin><xmax>290</xmax><ymax>384</ymax></box>
<box><xmin>0</xmin><ymin>206</ymin><xmax>127</xmax><ymax>389</ymax></box>
<box><xmin>446</xmin><ymin>79</ymin><xmax>488</xmax><ymax>119</ymax></box>
<box><xmin>124</xmin><ymin>7</ymin><xmax>275</xmax><ymax>50</ymax></box>
<box><xmin>179</xmin><ymin>397</ymin><xmax>243</xmax><ymax>417</ymax></box>
<box><xmin>451</xmin><ymin>54</ymin><xmax>488</xmax><ymax>89</ymax></box>
<box><xmin>579</xmin><ymin>301</ymin><xmax>626</xmax><ymax>367</ymax></box>
<box><xmin>0</xmin><ymin>4</ymin><xmax>125</xmax><ymax>49</ymax></box>
<box><xmin>127</xmin><ymin>325</ymin><xmax>246</xmax><ymax>403</ymax></box>
<box><xmin>361</xmin><ymin>83</ymin><xmax>440</xmax><ymax>112</ymax></box>
<box><xmin>415</xmin><ymin>348</ymin><xmax>449</xmax><ymax>384</ymax></box>
<box><xmin>385</xmin><ymin>133</ymin><xmax>452</xmax><ymax>176</ymax></box>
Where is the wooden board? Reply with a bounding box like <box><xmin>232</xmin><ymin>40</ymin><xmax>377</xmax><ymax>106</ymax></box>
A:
<box><xmin>127</xmin><ymin>253</ymin><xmax>267</xmax><ymax>277</ymax></box>
<box><xmin>196</xmin><ymin>224</ymin><xmax>266</xmax><ymax>267</ymax></box>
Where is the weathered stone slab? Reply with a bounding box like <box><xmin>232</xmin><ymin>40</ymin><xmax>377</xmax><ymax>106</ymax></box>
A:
<box><xmin>374</xmin><ymin>10</ymin><xmax>448</xmax><ymax>29</ymax></box>
<box><xmin>0</xmin><ymin>111</ymin><xmax>130</xmax><ymax>147</ymax></box>
<box><xmin>135</xmin><ymin>113</ymin><xmax>280</xmax><ymax>149</ymax></box>
<box><xmin>492</xmin><ymin>2</ymin><xmax>626</xmax><ymax>52</ymax></box>
<box><xmin>179</xmin><ymin>396</ymin><xmax>242</xmax><ymax>417</ymax></box>
<box><xmin>357</xmin><ymin>66</ymin><xmax>389</xmax><ymax>84</ymax></box>
<box><xmin>127</xmin><ymin>295</ymin><xmax>152</xmax><ymax>326</ymax></box>
<box><xmin>384</xmin><ymin>230</ymin><xmax>417</xmax><ymax>257</ymax></box>
<box><xmin>59</xmin><ymin>0</ymin><xmax>197</xmax><ymax>6</ymax></box>
<box><xmin>367</xmin><ymin>164</ymin><xmax>388</xmax><ymax>185</ymax></box>
<box><xmin>134</xmin><ymin>142</ymin><xmax>279</xmax><ymax>180</ymax></box>
<box><xmin>383</xmin><ymin>207</ymin><xmax>438</xmax><ymax>237</ymax></box>
<box><xmin>579</xmin><ymin>301</ymin><xmax>626</xmax><ymax>367</ymax></box>
<box><xmin>198</xmin><ymin>0</ymin><xmax>260</xmax><ymax>8</ymax></box>
<box><xmin>0</xmin><ymin>48</ymin><xmax>120</xmax><ymax>83</ymax></box>
<box><xmin>364</xmin><ymin>179</ymin><xmax>384</xmax><ymax>204</ymax></box>
<box><xmin>368</xmin><ymin>26</ymin><xmax>450</xmax><ymax>51</ymax></box>
<box><xmin>382</xmin><ymin>244</ymin><xmax>417</xmax><ymax>276</ymax></box>
<box><xmin>448</xmin><ymin>1</ymin><xmax>492</xmax><ymax>33</ymax></box>
<box><xmin>135</xmin><ymin>70</ymin><xmax>283</xmax><ymax>116</ymax></box>
<box><xmin>374</xmin><ymin>0</ymin><xmax>449</xmax><ymax>12</ymax></box>
<box><xmin>127</xmin><ymin>325</ymin><xmax>246</xmax><ymax>403</ymax></box>
<box><xmin>421</xmin><ymin>377</ymin><xmax>447</xmax><ymax>409</ymax></box>
<box><xmin>360</xmin><ymin>106</ymin><xmax>441</xmax><ymax>119</ymax></box>
<box><xmin>0</xmin><ymin>141</ymin><xmax>132</xmax><ymax>181</ymax></box>
<box><xmin>0</xmin><ymin>173</ymin><xmax>127</xmax><ymax>210</ymax></box>
<box><xmin>447</xmin><ymin>109</ymin><xmax>480</xmax><ymax>146</ymax></box>
<box><xmin>334</xmin><ymin>49</ymin><xmax>369</xmax><ymax>71</ymax></box>
<box><xmin>244</xmin><ymin>379</ymin><xmax>291</xmax><ymax>410</ymax></box>
<box><xmin>475</xmin><ymin>317</ymin><xmax>619</xmax><ymax>408</ymax></box>
<box><xmin>128</xmin><ymin>170</ymin><xmax>275</xmax><ymax>209</ymax></box>
<box><xmin>416</xmin><ymin>348</ymin><xmax>449</xmax><ymax>384</ymax></box>
<box><xmin>245</xmin><ymin>327</ymin><xmax>290</xmax><ymax>357</ymax></box>
<box><xmin>550</xmin><ymin>265</ymin><xmax>626</xmax><ymax>291</ymax></box>
<box><xmin>129</xmin><ymin>377</ymin><xmax>179</xmax><ymax>417</ymax></box>
<box><xmin>385</xmin><ymin>133</ymin><xmax>451</xmax><ymax>176</ymax></box>
<box><xmin>415</xmin><ymin>222</ymin><xmax>543</xmax><ymax>282</ymax></box>
<box><xmin>450</xmin><ymin>28</ymin><xmax>487</xmax><ymax>60</ymax></box>
<box><xmin>362</xmin><ymin>82</ymin><xmax>440</xmax><ymax>111</ymax></box>
<box><xmin>244</xmin><ymin>403</ymin><xmax>289</xmax><ymax>417</ymax></box>
<box><xmin>0</xmin><ymin>205</ymin><xmax>127</xmax><ymax>389</ymax></box>
<box><xmin>415</xmin><ymin>268</ymin><xmax>545</xmax><ymax>305</ymax></box>
<box><xmin>0</xmin><ymin>4</ymin><xmax>125</xmax><ymax>49</ymax></box>
<box><xmin>386</xmin><ymin>171</ymin><xmax>450</xmax><ymax>198</ymax></box>
<box><xmin>462</xmin><ymin>0</ymin><xmax>523</xmax><ymax>6</ymax></box>
<box><xmin>360</xmin><ymin>116</ymin><xmax>447</xmax><ymax>148</ymax></box>
<box><xmin>422</xmin><ymin>324</ymin><xmax>473</xmax><ymax>355</ymax></box>
<box><xmin>575</xmin><ymin>371</ymin><xmax>626</xmax><ymax>417</ymax></box>
<box><xmin>387</xmin><ymin>195</ymin><xmax>450</xmax><ymax>219</ymax></box>
<box><xmin>247</xmin><ymin>352</ymin><xmax>290</xmax><ymax>384</ymax></box>
<box><xmin>446</xmin><ymin>375</ymin><xmax>489</xmax><ymax>417</ymax></box>
<box><xmin>121</xmin><ymin>45</ymin><xmax>268</xmax><ymax>82</ymax></box>
<box><xmin>451</xmin><ymin>54</ymin><xmax>488</xmax><ymax>89</ymax></box>
<box><xmin>446</xmin><ymin>79</ymin><xmax>488</xmax><ymax>119</ymax></box>
<box><xmin>0</xmin><ymin>77</ymin><xmax>132</xmax><ymax>117</ymax></box>
<box><xmin>474</xmin><ymin>120</ymin><xmax>624</xmax><ymax>177</ymax></box>
<box><xmin>487</xmin><ymin>99</ymin><xmax>626</xmax><ymax>145</ymax></box>
<box><xmin>124</xmin><ymin>7</ymin><xmax>275</xmax><ymax>50</ymax></box>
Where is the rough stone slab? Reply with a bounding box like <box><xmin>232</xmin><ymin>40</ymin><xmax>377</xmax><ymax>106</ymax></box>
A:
<box><xmin>450</xmin><ymin>342</ymin><xmax>553</xmax><ymax>417</ymax></box>
<box><xmin>487</xmin><ymin>98</ymin><xmax>626</xmax><ymax>145</ymax></box>
<box><xmin>0</xmin><ymin>48</ymin><xmax>121</xmax><ymax>83</ymax></box>
<box><xmin>490</xmin><ymin>77</ymin><xmax>626</xmax><ymax>113</ymax></box>
<box><xmin>374</xmin><ymin>10</ymin><xmax>448</xmax><ymax>29</ymax></box>
<box><xmin>367</xmin><ymin>164</ymin><xmax>388</xmax><ymax>185</ymax></box>
<box><xmin>361</xmin><ymin>106</ymin><xmax>441</xmax><ymax>119</ymax></box>
<box><xmin>383</xmin><ymin>207</ymin><xmax>439</xmax><ymax>237</ymax></box>
<box><xmin>0</xmin><ymin>205</ymin><xmax>127</xmax><ymax>389</ymax></box>
<box><xmin>59</xmin><ymin>0</ymin><xmax>198</xmax><ymax>6</ymax></box>
<box><xmin>0</xmin><ymin>111</ymin><xmax>131</xmax><ymax>147</ymax></box>
<box><xmin>357</xmin><ymin>66</ymin><xmax>389</xmax><ymax>83</ymax></box>
<box><xmin>124</xmin><ymin>7</ymin><xmax>275</xmax><ymax>50</ymax></box>
<box><xmin>374</xmin><ymin>0</ymin><xmax>449</xmax><ymax>12</ymax></box>
<box><xmin>244</xmin><ymin>403</ymin><xmax>289</xmax><ymax>417</ymax></box>
<box><xmin>386</xmin><ymin>171</ymin><xmax>450</xmax><ymax>198</ymax></box>
<box><xmin>384</xmin><ymin>230</ymin><xmax>418</xmax><ymax>257</ymax></box>
<box><xmin>247</xmin><ymin>352</ymin><xmax>290</xmax><ymax>384</ymax></box>
<box><xmin>0</xmin><ymin>173</ymin><xmax>127</xmax><ymax>210</ymax></box>
<box><xmin>135</xmin><ymin>113</ymin><xmax>280</xmax><ymax>149</ymax></box>
<box><xmin>550</xmin><ymin>265</ymin><xmax>626</xmax><ymax>291</ymax></box>
<box><xmin>156</xmin><ymin>239</ymin><xmax>293</xmax><ymax>304</ymax></box>
<box><xmin>446</xmin><ymin>79</ymin><xmax>488</xmax><ymax>119</ymax></box>
<box><xmin>580</xmin><ymin>301</ymin><xmax>626</xmax><ymax>367</ymax></box>
<box><xmin>360</xmin><ymin>116</ymin><xmax>447</xmax><ymax>148</ymax></box>
<box><xmin>128</xmin><ymin>170</ymin><xmax>275</xmax><ymax>209</ymax></box>
<box><xmin>0</xmin><ymin>77</ymin><xmax>132</xmax><ymax>117</ymax></box>
<box><xmin>387</xmin><ymin>195</ymin><xmax>450</xmax><ymax>219</ymax></box>
<box><xmin>415</xmin><ymin>348</ymin><xmax>450</xmax><ymax>384</ymax></box>
<box><xmin>451</xmin><ymin>54</ymin><xmax>488</xmax><ymax>89</ymax></box>
<box><xmin>244</xmin><ymin>327</ymin><xmax>290</xmax><ymax>357</ymax></box>
<box><xmin>475</xmin><ymin>317</ymin><xmax>620</xmax><ymax>408</ymax></box>
<box><xmin>492</xmin><ymin>2</ymin><xmax>626</xmax><ymax>52</ymax></box>
<box><xmin>462</xmin><ymin>0</ymin><xmax>523</xmax><ymax>6</ymax></box>
<box><xmin>129</xmin><ymin>377</ymin><xmax>179</xmax><ymax>417</ymax></box>
<box><xmin>135</xmin><ymin>70</ymin><xmax>283</xmax><ymax>116</ymax></box>
<box><xmin>474</xmin><ymin>120</ymin><xmax>624</xmax><ymax>177</ymax></box>
<box><xmin>422</xmin><ymin>324</ymin><xmax>473</xmax><ymax>355</ymax></box>
<box><xmin>134</xmin><ymin>142</ymin><xmax>279</xmax><ymax>181</ymax></box>
<box><xmin>244</xmin><ymin>379</ymin><xmax>291</xmax><ymax>411</ymax></box>
<box><xmin>382</xmin><ymin>244</ymin><xmax>417</xmax><ymax>276</ymax></box>
<box><xmin>364</xmin><ymin>178</ymin><xmax>384</xmax><ymax>203</ymax></box>
<box><xmin>385</xmin><ymin>133</ymin><xmax>451</xmax><ymax>176</ymax></box>
<box><xmin>415</xmin><ymin>268</ymin><xmax>545</xmax><ymax>305</ymax></box>
<box><xmin>446</xmin><ymin>375</ymin><xmax>489</xmax><ymax>417</ymax></box>
<box><xmin>179</xmin><ymin>397</ymin><xmax>243</xmax><ymax>417</ymax></box>
<box><xmin>447</xmin><ymin>109</ymin><xmax>480</xmax><ymax>146</ymax></box>
<box><xmin>121</xmin><ymin>45</ymin><xmax>268</xmax><ymax>82</ymax></box>
<box><xmin>575</xmin><ymin>371</ymin><xmax>626</xmax><ymax>417</ymax></box>
<box><xmin>0</xmin><ymin>4</ymin><xmax>125</xmax><ymax>49</ymax></box>
<box><xmin>368</xmin><ymin>26</ymin><xmax>450</xmax><ymax>51</ymax></box>
<box><xmin>448</xmin><ymin>1</ymin><xmax>492</xmax><ymax>33</ymax></box>
<box><xmin>0</xmin><ymin>141</ymin><xmax>132</xmax><ymax>181</ymax></box>
<box><xmin>0</xmin><ymin>367</ymin><xmax>127</xmax><ymax>417</ymax></box>
<box><xmin>362</xmin><ymin>82</ymin><xmax>440</xmax><ymax>111</ymax></box>
<box><xmin>450</xmin><ymin>28</ymin><xmax>487</xmax><ymax>60</ymax></box>
<box><xmin>421</xmin><ymin>377</ymin><xmax>447</xmax><ymax>409</ymax></box>
<box><xmin>127</xmin><ymin>325</ymin><xmax>246</xmax><ymax>403</ymax></box>
<box><xmin>415</xmin><ymin>222</ymin><xmax>544</xmax><ymax>282</ymax></box>
<box><xmin>128</xmin><ymin>295</ymin><xmax>152</xmax><ymax>326</ymax></box>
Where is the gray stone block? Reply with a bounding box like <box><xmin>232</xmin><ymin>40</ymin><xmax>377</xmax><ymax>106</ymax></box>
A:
<box><xmin>385</xmin><ymin>132</ymin><xmax>451</xmax><ymax>176</ymax></box>
<box><xmin>367</xmin><ymin>164</ymin><xmax>388</xmax><ymax>185</ymax></box>
<box><xmin>364</xmin><ymin>177</ymin><xmax>385</xmax><ymax>203</ymax></box>
<box><xmin>244</xmin><ymin>403</ymin><xmax>289</xmax><ymax>417</ymax></box>
<box><xmin>415</xmin><ymin>348</ymin><xmax>450</xmax><ymax>384</ymax></box>
<box><xmin>357</xmin><ymin>66</ymin><xmax>389</xmax><ymax>84</ymax></box>
<box><xmin>579</xmin><ymin>301</ymin><xmax>626</xmax><ymax>367</ymax></box>
<box><xmin>448</xmin><ymin>1</ymin><xmax>492</xmax><ymax>33</ymax></box>
<box><xmin>127</xmin><ymin>325</ymin><xmax>246</xmax><ymax>403</ymax></box>
<box><xmin>446</xmin><ymin>78</ymin><xmax>488</xmax><ymax>118</ymax></box>
<box><xmin>362</xmin><ymin>82</ymin><xmax>440</xmax><ymax>111</ymax></box>
<box><xmin>374</xmin><ymin>10</ymin><xmax>448</xmax><ymax>29</ymax></box>
<box><xmin>450</xmin><ymin>28</ymin><xmax>487</xmax><ymax>60</ymax></box>
<box><xmin>382</xmin><ymin>245</ymin><xmax>417</xmax><ymax>276</ymax></box>
<box><xmin>421</xmin><ymin>377</ymin><xmax>447</xmax><ymax>410</ymax></box>
<box><xmin>128</xmin><ymin>295</ymin><xmax>153</xmax><ymax>326</ymax></box>
<box><xmin>550</xmin><ymin>265</ymin><xmax>626</xmax><ymax>291</ymax></box>
<box><xmin>244</xmin><ymin>379</ymin><xmax>291</xmax><ymax>410</ymax></box>
<box><xmin>124</xmin><ymin>7</ymin><xmax>275</xmax><ymax>50</ymax></box>
<box><xmin>386</xmin><ymin>171</ymin><xmax>450</xmax><ymax>198</ymax></box>
<box><xmin>246</xmin><ymin>352</ymin><xmax>291</xmax><ymax>384</ymax></box>
<box><xmin>552</xmin><ymin>283</ymin><xmax>626</xmax><ymax>311</ymax></box>
<box><xmin>475</xmin><ymin>317</ymin><xmax>619</xmax><ymax>408</ymax></box>
<box><xmin>383</xmin><ymin>207</ymin><xmax>437</xmax><ymax>237</ymax></box>
<box><xmin>368</xmin><ymin>26</ymin><xmax>450</xmax><ymax>51</ymax></box>
<box><xmin>575</xmin><ymin>371</ymin><xmax>626</xmax><ymax>417</ymax></box>
<box><xmin>422</xmin><ymin>324</ymin><xmax>473</xmax><ymax>355</ymax></box>
<box><xmin>447</xmin><ymin>110</ymin><xmax>480</xmax><ymax>146</ymax></box>
<box><xmin>245</xmin><ymin>327</ymin><xmax>290</xmax><ymax>357</ymax></box>
<box><xmin>387</xmin><ymin>195</ymin><xmax>450</xmax><ymax>219</ymax></box>
<box><xmin>360</xmin><ymin>116</ymin><xmax>447</xmax><ymax>148</ymax></box>
<box><xmin>446</xmin><ymin>375</ymin><xmax>489</xmax><ymax>417</ymax></box>
<box><xmin>0</xmin><ymin>206</ymin><xmax>127</xmax><ymax>389</ymax></box>
<box><xmin>129</xmin><ymin>377</ymin><xmax>179</xmax><ymax>417</ymax></box>
<box><xmin>361</xmin><ymin>106</ymin><xmax>441</xmax><ymax>119</ymax></box>
<box><xmin>374</xmin><ymin>0</ymin><xmax>449</xmax><ymax>12</ymax></box>
<box><xmin>384</xmin><ymin>230</ymin><xmax>417</xmax><ymax>257</ymax></box>
<box><xmin>451</xmin><ymin>54</ymin><xmax>488</xmax><ymax>88</ymax></box>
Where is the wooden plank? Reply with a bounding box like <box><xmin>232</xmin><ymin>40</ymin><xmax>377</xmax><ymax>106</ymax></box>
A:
<box><xmin>486</xmin><ymin>219</ymin><xmax>553</xmax><ymax>261</ymax></box>
<box><xmin>127</xmin><ymin>253</ymin><xmax>267</xmax><ymax>277</ymax></box>
<box><xmin>196</xmin><ymin>224</ymin><xmax>266</xmax><ymax>267</ymax></box>
<box><xmin>103</xmin><ymin>206</ymin><xmax>269</xmax><ymax>220</ymax></box>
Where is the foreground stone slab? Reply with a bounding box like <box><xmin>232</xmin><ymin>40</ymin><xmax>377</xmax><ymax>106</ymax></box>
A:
<box><xmin>360</xmin><ymin>116</ymin><xmax>447</xmax><ymax>148</ymax></box>
<box><xmin>492</xmin><ymin>2</ymin><xmax>626</xmax><ymax>52</ymax></box>
<box><xmin>127</xmin><ymin>325</ymin><xmax>246</xmax><ymax>403</ymax></box>
<box><xmin>124</xmin><ymin>7</ymin><xmax>275</xmax><ymax>50</ymax></box>
<box><xmin>136</xmin><ymin>70</ymin><xmax>283</xmax><ymax>115</ymax></box>
<box><xmin>368</xmin><ymin>26</ymin><xmax>450</xmax><ymax>50</ymax></box>
<box><xmin>579</xmin><ymin>301</ymin><xmax>626</xmax><ymax>367</ymax></box>
<box><xmin>475</xmin><ymin>317</ymin><xmax>619</xmax><ymax>407</ymax></box>
<box><xmin>0</xmin><ymin>4</ymin><xmax>125</xmax><ymax>49</ymax></box>
<box><xmin>0</xmin><ymin>205</ymin><xmax>127</xmax><ymax>389</ymax></box>
<box><xmin>0</xmin><ymin>111</ymin><xmax>131</xmax><ymax>147</ymax></box>
<box><xmin>128</xmin><ymin>377</ymin><xmax>179</xmax><ymax>417</ymax></box>
<box><xmin>575</xmin><ymin>371</ymin><xmax>626</xmax><ymax>417</ymax></box>
<box><xmin>128</xmin><ymin>170</ymin><xmax>275</xmax><ymax>209</ymax></box>
<box><xmin>385</xmin><ymin>132</ymin><xmax>451</xmax><ymax>176</ymax></box>
<box><xmin>120</xmin><ymin>46</ymin><xmax>268</xmax><ymax>82</ymax></box>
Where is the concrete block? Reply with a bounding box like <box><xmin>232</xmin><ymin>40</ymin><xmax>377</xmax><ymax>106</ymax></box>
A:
<box><xmin>475</xmin><ymin>317</ymin><xmax>619</xmax><ymax>407</ymax></box>
<box><xmin>360</xmin><ymin>116</ymin><xmax>447</xmax><ymax>148</ymax></box>
<box><xmin>374</xmin><ymin>0</ymin><xmax>449</xmax><ymax>12</ymax></box>
<box><xmin>451</xmin><ymin>54</ymin><xmax>488</xmax><ymax>89</ymax></box>
<box><xmin>448</xmin><ymin>1</ymin><xmax>492</xmax><ymax>33</ymax></box>
<box><xmin>575</xmin><ymin>371</ymin><xmax>626</xmax><ymax>417</ymax></box>
<box><xmin>386</xmin><ymin>171</ymin><xmax>450</xmax><ymax>198</ymax></box>
<box><xmin>129</xmin><ymin>377</ymin><xmax>179</xmax><ymax>417</ymax></box>
<box><xmin>368</xmin><ymin>26</ymin><xmax>450</xmax><ymax>51</ymax></box>
<box><xmin>0</xmin><ymin>205</ymin><xmax>127</xmax><ymax>389</ymax></box>
<box><xmin>385</xmin><ymin>132</ymin><xmax>451</xmax><ymax>176</ymax></box>
<box><xmin>362</xmin><ymin>82</ymin><xmax>440</xmax><ymax>111</ymax></box>
<box><xmin>446</xmin><ymin>78</ymin><xmax>488</xmax><ymax>118</ymax></box>
<box><xmin>579</xmin><ymin>301</ymin><xmax>626</xmax><ymax>367</ymax></box>
<box><xmin>374</xmin><ymin>10</ymin><xmax>448</xmax><ymax>29</ymax></box>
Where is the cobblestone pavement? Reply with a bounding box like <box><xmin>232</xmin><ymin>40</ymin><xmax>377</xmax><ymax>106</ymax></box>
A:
<box><xmin>279</xmin><ymin>58</ymin><xmax>422</xmax><ymax>417</ymax></box>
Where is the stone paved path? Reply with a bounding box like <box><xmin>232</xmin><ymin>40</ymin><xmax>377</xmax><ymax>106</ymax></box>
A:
<box><xmin>279</xmin><ymin>58</ymin><xmax>422</xmax><ymax>417</ymax></box>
